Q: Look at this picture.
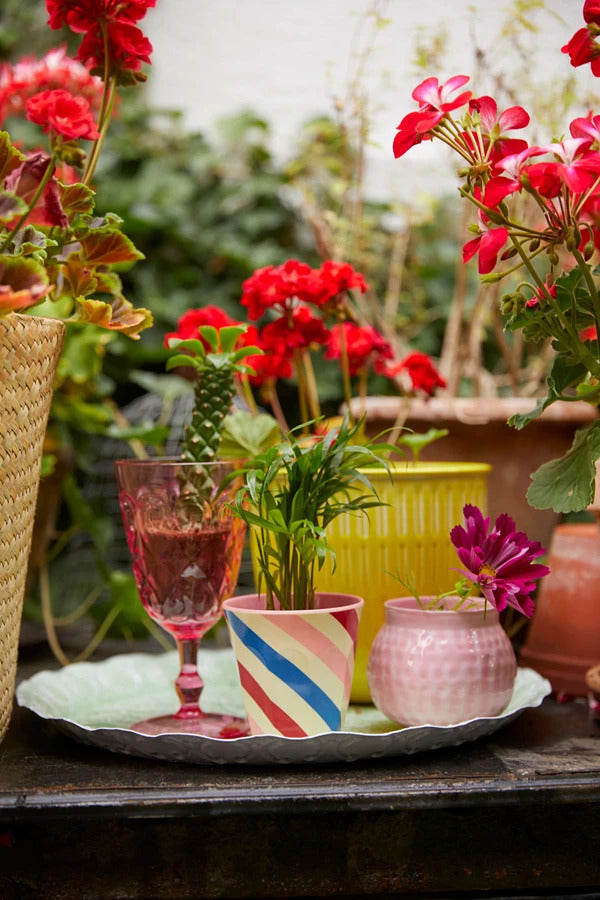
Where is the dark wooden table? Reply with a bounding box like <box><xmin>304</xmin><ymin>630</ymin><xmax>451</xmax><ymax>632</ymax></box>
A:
<box><xmin>1</xmin><ymin>646</ymin><xmax>599</xmax><ymax>900</ymax></box>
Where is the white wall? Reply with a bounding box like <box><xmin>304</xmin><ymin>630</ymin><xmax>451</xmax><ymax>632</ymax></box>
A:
<box><xmin>144</xmin><ymin>1</ymin><xmax>598</xmax><ymax>206</ymax></box>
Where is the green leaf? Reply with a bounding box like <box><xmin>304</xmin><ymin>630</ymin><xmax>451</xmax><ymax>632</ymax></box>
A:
<box><xmin>526</xmin><ymin>420</ymin><xmax>600</xmax><ymax>513</ymax></box>
<box><xmin>219</xmin><ymin>410</ymin><xmax>281</xmax><ymax>459</ymax></box>
<box><xmin>0</xmin><ymin>189</ymin><xmax>26</xmax><ymax>224</ymax></box>
<box><xmin>105</xmin><ymin>422</ymin><xmax>170</xmax><ymax>444</ymax></box>
<box><xmin>509</xmin><ymin>399</ymin><xmax>547</xmax><ymax>430</ymax></box>
<box><xmin>0</xmin><ymin>131</ymin><xmax>25</xmax><ymax>182</ymax></box>
<box><xmin>80</xmin><ymin>228</ymin><xmax>145</xmax><ymax>266</ymax></box>
<box><xmin>58</xmin><ymin>181</ymin><xmax>95</xmax><ymax>220</ymax></box>
<box><xmin>396</xmin><ymin>428</ymin><xmax>448</xmax><ymax>462</ymax></box>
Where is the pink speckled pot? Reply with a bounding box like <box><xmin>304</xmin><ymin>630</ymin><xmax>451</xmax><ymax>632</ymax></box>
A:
<box><xmin>367</xmin><ymin>597</ymin><xmax>517</xmax><ymax>726</ymax></box>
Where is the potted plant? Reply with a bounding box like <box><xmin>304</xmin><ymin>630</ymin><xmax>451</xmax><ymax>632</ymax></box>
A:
<box><xmin>368</xmin><ymin>504</ymin><xmax>550</xmax><ymax>726</ymax></box>
<box><xmin>222</xmin><ymin>416</ymin><xmax>392</xmax><ymax>737</ymax></box>
<box><xmin>169</xmin><ymin>267</ymin><xmax>490</xmax><ymax>704</ymax></box>
<box><xmin>0</xmin><ymin>0</ymin><xmax>155</xmax><ymax>742</ymax></box>
<box><xmin>284</xmin><ymin>4</ymin><xmax>600</xmax><ymax>552</ymax></box>
<box><xmin>390</xmin><ymin>1</ymin><xmax>600</xmax><ymax>519</ymax></box>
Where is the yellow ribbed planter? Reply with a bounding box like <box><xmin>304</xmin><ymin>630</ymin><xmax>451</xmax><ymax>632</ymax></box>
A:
<box><xmin>310</xmin><ymin>462</ymin><xmax>490</xmax><ymax>703</ymax></box>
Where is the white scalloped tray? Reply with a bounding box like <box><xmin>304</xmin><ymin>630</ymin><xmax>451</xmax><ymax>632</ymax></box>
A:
<box><xmin>16</xmin><ymin>649</ymin><xmax>551</xmax><ymax>765</ymax></box>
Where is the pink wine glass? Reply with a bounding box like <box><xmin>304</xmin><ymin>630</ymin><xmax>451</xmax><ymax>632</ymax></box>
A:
<box><xmin>114</xmin><ymin>458</ymin><xmax>249</xmax><ymax>737</ymax></box>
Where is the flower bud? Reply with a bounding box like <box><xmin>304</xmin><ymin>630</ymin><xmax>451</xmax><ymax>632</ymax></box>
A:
<box><xmin>528</xmin><ymin>238</ymin><xmax>540</xmax><ymax>252</ymax></box>
<box><xmin>547</xmin><ymin>248</ymin><xmax>559</xmax><ymax>266</ymax></box>
<box><xmin>584</xmin><ymin>241</ymin><xmax>595</xmax><ymax>261</ymax></box>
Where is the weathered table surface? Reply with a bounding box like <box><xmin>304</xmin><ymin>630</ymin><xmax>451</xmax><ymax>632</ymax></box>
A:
<box><xmin>1</xmin><ymin>646</ymin><xmax>599</xmax><ymax>900</ymax></box>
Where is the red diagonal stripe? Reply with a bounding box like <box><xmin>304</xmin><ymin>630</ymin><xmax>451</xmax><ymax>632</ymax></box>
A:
<box><xmin>237</xmin><ymin>663</ymin><xmax>308</xmax><ymax>738</ymax></box>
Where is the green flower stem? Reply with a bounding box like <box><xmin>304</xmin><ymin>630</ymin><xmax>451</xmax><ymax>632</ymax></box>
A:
<box><xmin>293</xmin><ymin>348</ymin><xmax>311</xmax><ymax>432</ymax></box>
<box><xmin>511</xmin><ymin>236</ymin><xmax>600</xmax><ymax>378</ymax></box>
<box><xmin>300</xmin><ymin>348</ymin><xmax>322</xmax><ymax>421</ymax></box>
<box><xmin>265</xmin><ymin>381</ymin><xmax>290</xmax><ymax>435</ymax></box>
<box><xmin>0</xmin><ymin>155</ymin><xmax>55</xmax><ymax>253</ymax></box>
<box><xmin>338</xmin><ymin>320</ymin><xmax>355</xmax><ymax>427</ymax></box>
<box><xmin>83</xmin><ymin>22</ymin><xmax>114</xmax><ymax>184</ymax></box>
<box><xmin>239</xmin><ymin>373</ymin><xmax>259</xmax><ymax>415</ymax></box>
<box><xmin>83</xmin><ymin>76</ymin><xmax>116</xmax><ymax>185</ymax></box>
<box><xmin>573</xmin><ymin>245</ymin><xmax>600</xmax><ymax>338</ymax></box>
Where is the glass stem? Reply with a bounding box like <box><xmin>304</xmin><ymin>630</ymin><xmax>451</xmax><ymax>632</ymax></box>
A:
<box><xmin>174</xmin><ymin>638</ymin><xmax>204</xmax><ymax>719</ymax></box>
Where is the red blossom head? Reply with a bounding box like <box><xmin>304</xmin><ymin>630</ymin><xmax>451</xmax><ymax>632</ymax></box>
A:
<box><xmin>238</xmin><ymin>325</ymin><xmax>293</xmax><ymax>387</ymax></box>
<box><xmin>261</xmin><ymin>306</ymin><xmax>330</xmax><ymax>353</ymax></box>
<box><xmin>46</xmin><ymin>0</ymin><xmax>156</xmax><ymax>31</ymax></box>
<box><xmin>25</xmin><ymin>89</ymin><xmax>100</xmax><ymax>140</ymax></box>
<box><xmin>313</xmin><ymin>260</ymin><xmax>368</xmax><ymax>306</ymax></box>
<box><xmin>325</xmin><ymin>322</ymin><xmax>393</xmax><ymax>376</ymax></box>
<box><xmin>379</xmin><ymin>351</ymin><xmax>446</xmax><ymax>396</ymax></box>
<box><xmin>240</xmin><ymin>258</ymin><xmax>367</xmax><ymax>319</ymax></box>
<box><xmin>46</xmin><ymin>1</ymin><xmax>155</xmax><ymax>81</ymax></box>
<box><xmin>164</xmin><ymin>306</ymin><xmax>240</xmax><ymax>350</ymax></box>
<box><xmin>393</xmin><ymin>75</ymin><xmax>472</xmax><ymax>159</ymax></box>
<box><xmin>0</xmin><ymin>47</ymin><xmax>104</xmax><ymax>128</ymax></box>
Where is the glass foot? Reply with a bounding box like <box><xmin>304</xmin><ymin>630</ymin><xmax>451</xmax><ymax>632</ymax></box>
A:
<box><xmin>130</xmin><ymin>712</ymin><xmax>250</xmax><ymax>738</ymax></box>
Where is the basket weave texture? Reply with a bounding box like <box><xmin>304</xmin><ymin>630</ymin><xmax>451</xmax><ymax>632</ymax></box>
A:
<box><xmin>0</xmin><ymin>314</ymin><xmax>64</xmax><ymax>741</ymax></box>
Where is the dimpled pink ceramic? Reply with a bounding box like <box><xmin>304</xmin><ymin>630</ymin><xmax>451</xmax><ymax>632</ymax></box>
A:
<box><xmin>367</xmin><ymin>596</ymin><xmax>517</xmax><ymax>726</ymax></box>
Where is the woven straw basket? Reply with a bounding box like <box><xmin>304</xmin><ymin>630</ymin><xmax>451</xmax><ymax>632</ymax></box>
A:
<box><xmin>0</xmin><ymin>314</ymin><xmax>64</xmax><ymax>741</ymax></box>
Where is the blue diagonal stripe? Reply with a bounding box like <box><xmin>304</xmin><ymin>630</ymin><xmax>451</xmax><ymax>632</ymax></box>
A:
<box><xmin>226</xmin><ymin>611</ymin><xmax>341</xmax><ymax>730</ymax></box>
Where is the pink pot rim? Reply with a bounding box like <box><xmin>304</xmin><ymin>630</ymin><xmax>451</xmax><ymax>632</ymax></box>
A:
<box><xmin>223</xmin><ymin>592</ymin><xmax>364</xmax><ymax>615</ymax></box>
<box><xmin>384</xmin><ymin>595</ymin><xmax>499</xmax><ymax>626</ymax></box>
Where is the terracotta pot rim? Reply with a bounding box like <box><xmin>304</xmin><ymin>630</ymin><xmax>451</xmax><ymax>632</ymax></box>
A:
<box><xmin>348</xmin><ymin>395</ymin><xmax>598</xmax><ymax>426</ymax></box>
<box><xmin>223</xmin><ymin>591</ymin><xmax>364</xmax><ymax>615</ymax></box>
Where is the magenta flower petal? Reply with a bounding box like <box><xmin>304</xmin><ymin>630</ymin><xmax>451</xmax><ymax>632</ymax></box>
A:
<box><xmin>450</xmin><ymin>504</ymin><xmax>550</xmax><ymax>617</ymax></box>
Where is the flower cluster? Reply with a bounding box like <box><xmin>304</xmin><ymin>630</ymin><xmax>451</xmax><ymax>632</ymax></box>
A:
<box><xmin>0</xmin><ymin>0</ymin><xmax>155</xmax><ymax>337</ymax></box>
<box><xmin>0</xmin><ymin>46</ymin><xmax>103</xmax><ymax>125</ymax></box>
<box><xmin>391</xmin><ymin>0</ymin><xmax>600</xmax><ymax>514</ymax></box>
<box><xmin>165</xmin><ymin>260</ymin><xmax>446</xmax><ymax>435</ymax></box>
<box><xmin>450</xmin><ymin>504</ymin><xmax>550</xmax><ymax>618</ymax></box>
<box><xmin>47</xmin><ymin>0</ymin><xmax>155</xmax><ymax>83</ymax></box>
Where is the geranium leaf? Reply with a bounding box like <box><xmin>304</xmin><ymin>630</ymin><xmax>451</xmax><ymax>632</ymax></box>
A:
<box><xmin>61</xmin><ymin>257</ymin><xmax>98</xmax><ymax>297</ymax></box>
<box><xmin>526</xmin><ymin>420</ymin><xmax>600</xmax><ymax>513</ymax></box>
<box><xmin>219</xmin><ymin>410</ymin><xmax>281</xmax><ymax>459</ymax></box>
<box><xmin>72</xmin><ymin>294</ymin><xmax>153</xmax><ymax>338</ymax></box>
<box><xmin>0</xmin><ymin>190</ymin><xmax>26</xmax><ymax>224</ymax></box>
<box><xmin>80</xmin><ymin>229</ymin><xmax>145</xmax><ymax>265</ymax></box>
<box><xmin>58</xmin><ymin>181</ymin><xmax>96</xmax><ymax>220</ymax></box>
<box><xmin>0</xmin><ymin>132</ymin><xmax>25</xmax><ymax>182</ymax></box>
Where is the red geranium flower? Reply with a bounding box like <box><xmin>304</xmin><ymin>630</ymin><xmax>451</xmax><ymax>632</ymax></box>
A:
<box><xmin>25</xmin><ymin>89</ymin><xmax>100</xmax><ymax>140</ymax></box>
<box><xmin>314</xmin><ymin>260</ymin><xmax>368</xmax><ymax>305</ymax></box>
<box><xmin>0</xmin><ymin>47</ymin><xmax>104</xmax><ymax>127</ymax></box>
<box><xmin>562</xmin><ymin>25</ymin><xmax>600</xmax><ymax>74</ymax></box>
<box><xmin>164</xmin><ymin>306</ymin><xmax>240</xmax><ymax>349</ymax></box>
<box><xmin>77</xmin><ymin>21</ymin><xmax>153</xmax><ymax>75</ymax></box>
<box><xmin>325</xmin><ymin>322</ymin><xmax>393</xmax><ymax>376</ymax></box>
<box><xmin>393</xmin><ymin>75</ymin><xmax>472</xmax><ymax>159</ymax></box>
<box><xmin>261</xmin><ymin>306</ymin><xmax>330</xmax><ymax>353</ymax></box>
<box><xmin>380</xmin><ymin>352</ymin><xmax>446</xmax><ymax>396</ymax></box>
<box><xmin>239</xmin><ymin>325</ymin><xmax>293</xmax><ymax>387</ymax></box>
<box><xmin>46</xmin><ymin>0</ymin><xmax>156</xmax><ymax>32</ymax></box>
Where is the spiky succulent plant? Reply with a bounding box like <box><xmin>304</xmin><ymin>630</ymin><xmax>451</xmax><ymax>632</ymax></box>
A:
<box><xmin>166</xmin><ymin>324</ymin><xmax>259</xmax><ymax>463</ymax></box>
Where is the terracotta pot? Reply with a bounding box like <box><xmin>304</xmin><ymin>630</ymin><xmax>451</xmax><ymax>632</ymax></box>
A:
<box><xmin>0</xmin><ymin>314</ymin><xmax>64</xmax><ymax>741</ymax></box>
<box><xmin>368</xmin><ymin>596</ymin><xmax>517</xmax><ymax>726</ymax></box>
<box><xmin>349</xmin><ymin>395</ymin><xmax>598</xmax><ymax>550</ymax></box>
<box><xmin>519</xmin><ymin>522</ymin><xmax>600</xmax><ymax>696</ymax></box>
<box><xmin>223</xmin><ymin>592</ymin><xmax>363</xmax><ymax>737</ymax></box>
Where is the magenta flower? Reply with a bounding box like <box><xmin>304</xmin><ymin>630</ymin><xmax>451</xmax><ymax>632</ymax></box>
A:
<box><xmin>450</xmin><ymin>504</ymin><xmax>550</xmax><ymax>617</ymax></box>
